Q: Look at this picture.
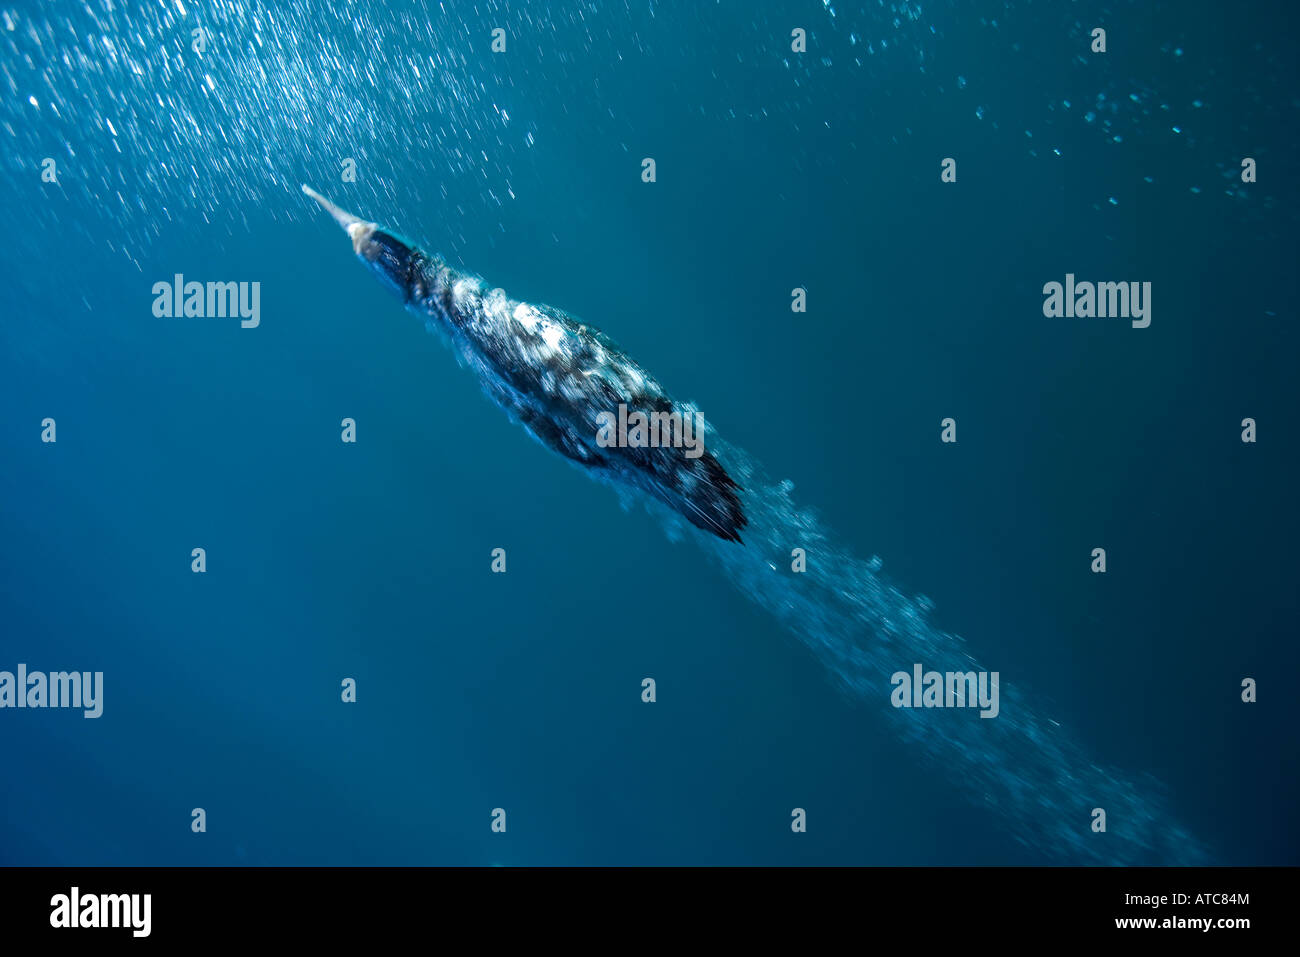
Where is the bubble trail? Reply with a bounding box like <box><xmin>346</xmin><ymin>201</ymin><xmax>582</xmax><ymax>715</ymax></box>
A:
<box><xmin>692</xmin><ymin>436</ymin><xmax>1207</xmax><ymax>864</ymax></box>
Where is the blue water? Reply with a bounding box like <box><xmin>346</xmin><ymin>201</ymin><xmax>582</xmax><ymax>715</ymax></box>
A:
<box><xmin>2</xmin><ymin>0</ymin><xmax>1297</xmax><ymax>865</ymax></box>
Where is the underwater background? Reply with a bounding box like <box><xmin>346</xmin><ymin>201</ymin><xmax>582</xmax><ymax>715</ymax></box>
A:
<box><xmin>1</xmin><ymin>0</ymin><xmax>1297</xmax><ymax>865</ymax></box>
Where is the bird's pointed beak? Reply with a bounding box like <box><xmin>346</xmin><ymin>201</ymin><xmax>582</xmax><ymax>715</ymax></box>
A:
<box><xmin>302</xmin><ymin>183</ymin><xmax>375</xmax><ymax>253</ymax></box>
<box><xmin>302</xmin><ymin>183</ymin><xmax>361</xmax><ymax>228</ymax></box>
